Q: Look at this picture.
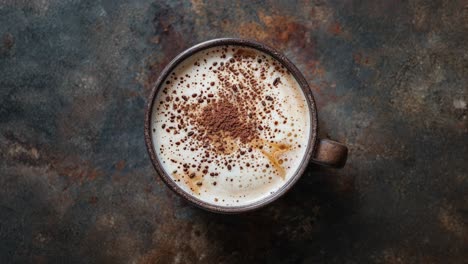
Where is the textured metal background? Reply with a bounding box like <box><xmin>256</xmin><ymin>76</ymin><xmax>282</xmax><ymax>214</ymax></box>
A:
<box><xmin>0</xmin><ymin>0</ymin><xmax>467</xmax><ymax>263</ymax></box>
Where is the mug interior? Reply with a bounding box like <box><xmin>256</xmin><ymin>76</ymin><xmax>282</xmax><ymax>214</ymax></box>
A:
<box><xmin>144</xmin><ymin>38</ymin><xmax>318</xmax><ymax>213</ymax></box>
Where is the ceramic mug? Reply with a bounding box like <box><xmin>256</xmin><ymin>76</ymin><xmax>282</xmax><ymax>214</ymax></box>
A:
<box><xmin>145</xmin><ymin>38</ymin><xmax>348</xmax><ymax>213</ymax></box>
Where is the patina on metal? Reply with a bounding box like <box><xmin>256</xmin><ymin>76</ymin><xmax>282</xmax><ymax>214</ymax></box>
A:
<box><xmin>144</xmin><ymin>38</ymin><xmax>348</xmax><ymax>213</ymax></box>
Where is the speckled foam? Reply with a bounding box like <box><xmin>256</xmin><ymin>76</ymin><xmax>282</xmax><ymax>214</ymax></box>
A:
<box><xmin>151</xmin><ymin>45</ymin><xmax>311</xmax><ymax>207</ymax></box>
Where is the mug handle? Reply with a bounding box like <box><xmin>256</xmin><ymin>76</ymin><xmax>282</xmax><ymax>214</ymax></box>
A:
<box><xmin>310</xmin><ymin>138</ymin><xmax>348</xmax><ymax>168</ymax></box>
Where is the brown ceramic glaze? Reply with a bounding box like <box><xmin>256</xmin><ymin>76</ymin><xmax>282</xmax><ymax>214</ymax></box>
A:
<box><xmin>144</xmin><ymin>38</ymin><xmax>348</xmax><ymax>214</ymax></box>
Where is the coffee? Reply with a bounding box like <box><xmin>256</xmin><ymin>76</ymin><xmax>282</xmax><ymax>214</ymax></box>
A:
<box><xmin>150</xmin><ymin>45</ymin><xmax>311</xmax><ymax>206</ymax></box>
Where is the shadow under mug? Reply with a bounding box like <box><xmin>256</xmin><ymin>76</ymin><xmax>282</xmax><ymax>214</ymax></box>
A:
<box><xmin>144</xmin><ymin>38</ymin><xmax>348</xmax><ymax>214</ymax></box>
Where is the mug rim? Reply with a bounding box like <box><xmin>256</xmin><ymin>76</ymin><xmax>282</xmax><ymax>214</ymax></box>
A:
<box><xmin>144</xmin><ymin>38</ymin><xmax>318</xmax><ymax>213</ymax></box>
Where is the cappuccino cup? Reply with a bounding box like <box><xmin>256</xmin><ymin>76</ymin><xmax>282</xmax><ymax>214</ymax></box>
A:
<box><xmin>145</xmin><ymin>38</ymin><xmax>347</xmax><ymax>213</ymax></box>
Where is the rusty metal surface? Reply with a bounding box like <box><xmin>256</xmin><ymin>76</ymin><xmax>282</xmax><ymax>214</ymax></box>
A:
<box><xmin>0</xmin><ymin>0</ymin><xmax>467</xmax><ymax>263</ymax></box>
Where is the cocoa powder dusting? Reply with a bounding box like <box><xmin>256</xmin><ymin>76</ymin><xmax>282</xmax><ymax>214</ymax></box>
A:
<box><xmin>196</xmin><ymin>99</ymin><xmax>257</xmax><ymax>144</ymax></box>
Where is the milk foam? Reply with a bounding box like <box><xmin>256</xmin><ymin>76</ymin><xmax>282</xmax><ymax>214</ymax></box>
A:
<box><xmin>151</xmin><ymin>45</ymin><xmax>311</xmax><ymax>207</ymax></box>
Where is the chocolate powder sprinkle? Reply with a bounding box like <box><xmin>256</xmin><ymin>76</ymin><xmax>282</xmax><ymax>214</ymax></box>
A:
<box><xmin>195</xmin><ymin>99</ymin><xmax>258</xmax><ymax>144</ymax></box>
<box><xmin>273</xmin><ymin>77</ymin><xmax>281</xmax><ymax>86</ymax></box>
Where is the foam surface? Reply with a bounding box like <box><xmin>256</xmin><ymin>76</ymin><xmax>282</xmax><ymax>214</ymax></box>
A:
<box><xmin>151</xmin><ymin>45</ymin><xmax>311</xmax><ymax>207</ymax></box>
